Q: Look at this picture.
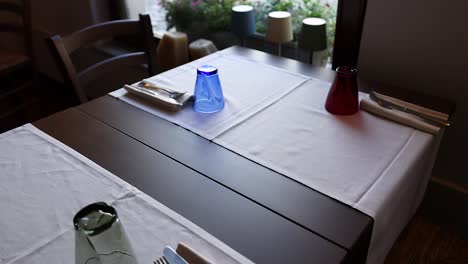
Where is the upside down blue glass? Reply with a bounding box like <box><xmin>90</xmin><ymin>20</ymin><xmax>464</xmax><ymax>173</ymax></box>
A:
<box><xmin>193</xmin><ymin>65</ymin><xmax>225</xmax><ymax>113</ymax></box>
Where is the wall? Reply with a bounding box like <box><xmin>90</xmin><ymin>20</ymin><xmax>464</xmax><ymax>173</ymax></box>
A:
<box><xmin>358</xmin><ymin>0</ymin><xmax>468</xmax><ymax>187</ymax></box>
<box><xmin>29</xmin><ymin>0</ymin><xmax>111</xmax><ymax>80</ymax></box>
<box><xmin>31</xmin><ymin>0</ymin><xmax>94</xmax><ymax>35</ymax></box>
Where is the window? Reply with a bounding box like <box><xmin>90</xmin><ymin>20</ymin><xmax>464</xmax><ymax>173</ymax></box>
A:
<box><xmin>116</xmin><ymin>0</ymin><xmax>366</xmax><ymax>68</ymax></box>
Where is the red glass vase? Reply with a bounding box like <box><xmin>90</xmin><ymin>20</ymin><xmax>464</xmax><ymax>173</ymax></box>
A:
<box><xmin>325</xmin><ymin>66</ymin><xmax>359</xmax><ymax>115</ymax></box>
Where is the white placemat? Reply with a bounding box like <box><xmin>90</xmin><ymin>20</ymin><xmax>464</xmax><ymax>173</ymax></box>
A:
<box><xmin>110</xmin><ymin>51</ymin><xmax>309</xmax><ymax>140</ymax></box>
<box><xmin>0</xmin><ymin>124</ymin><xmax>253</xmax><ymax>264</ymax></box>
<box><xmin>214</xmin><ymin>79</ymin><xmax>442</xmax><ymax>264</ymax></box>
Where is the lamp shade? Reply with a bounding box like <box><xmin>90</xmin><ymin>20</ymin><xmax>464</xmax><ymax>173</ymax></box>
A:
<box><xmin>265</xmin><ymin>11</ymin><xmax>293</xmax><ymax>44</ymax></box>
<box><xmin>231</xmin><ymin>5</ymin><xmax>256</xmax><ymax>38</ymax></box>
<box><xmin>299</xmin><ymin>17</ymin><xmax>327</xmax><ymax>51</ymax></box>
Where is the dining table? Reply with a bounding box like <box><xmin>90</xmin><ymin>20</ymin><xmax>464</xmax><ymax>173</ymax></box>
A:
<box><xmin>1</xmin><ymin>46</ymin><xmax>451</xmax><ymax>264</ymax></box>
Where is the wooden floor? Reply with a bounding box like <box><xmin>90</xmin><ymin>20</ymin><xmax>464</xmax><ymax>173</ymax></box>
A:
<box><xmin>385</xmin><ymin>214</ymin><xmax>468</xmax><ymax>264</ymax></box>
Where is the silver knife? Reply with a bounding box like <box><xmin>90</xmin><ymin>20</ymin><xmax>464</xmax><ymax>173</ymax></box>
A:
<box><xmin>163</xmin><ymin>246</ymin><xmax>189</xmax><ymax>264</ymax></box>
<box><xmin>369</xmin><ymin>92</ymin><xmax>450</xmax><ymax>127</ymax></box>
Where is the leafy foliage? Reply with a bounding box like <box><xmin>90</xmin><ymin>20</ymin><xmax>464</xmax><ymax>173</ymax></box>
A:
<box><xmin>162</xmin><ymin>0</ymin><xmax>336</xmax><ymax>49</ymax></box>
<box><xmin>163</xmin><ymin>0</ymin><xmax>236</xmax><ymax>33</ymax></box>
<box><xmin>250</xmin><ymin>0</ymin><xmax>336</xmax><ymax>50</ymax></box>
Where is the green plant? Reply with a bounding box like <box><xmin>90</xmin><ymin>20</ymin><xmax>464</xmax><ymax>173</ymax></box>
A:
<box><xmin>163</xmin><ymin>0</ymin><xmax>201</xmax><ymax>31</ymax></box>
<box><xmin>247</xmin><ymin>0</ymin><xmax>336</xmax><ymax>54</ymax></box>
<box><xmin>302</xmin><ymin>0</ymin><xmax>336</xmax><ymax>53</ymax></box>
<box><xmin>162</xmin><ymin>0</ymin><xmax>336</xmax><ymax>55</ymax></box>
<box><xmin>202</xmin><ymin>0</ymin><xmax>236</xmax><ymax>31</ymax></box>
<box><xmin>247</xmin><ymin>0</ymin><xmax>336</xmax><ymax>38</ymax></box>
<box><xmin>162</xmin><ymin>0</ymin><xmax>236</xmax><ymax>33</ymax></box>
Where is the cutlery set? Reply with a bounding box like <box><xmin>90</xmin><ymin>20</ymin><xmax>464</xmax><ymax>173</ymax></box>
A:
<box><xmin>124</xmin><ymin>81</ymin><xmax>192</xmax><ymax>111</ymax></box>
<box><xmin>138</xmin><ymin>80</ymin><xmax>187</xmax><ymax>99</ymax></box>
<box><xmin>369</xmin><ymin>91</ymin><xmax>450</xmax><ymax>127</ymax></box>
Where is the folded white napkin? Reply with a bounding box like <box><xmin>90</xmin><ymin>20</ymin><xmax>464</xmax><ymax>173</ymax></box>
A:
<box><xmin>143</xmin><ymin>78</ymin><xmax>188</xmax><ymax>93</ymax></box>
<box><xmin>360</xmin><ymin>97</ymin><xmax>441</xmax><ymax>135</ymax></box>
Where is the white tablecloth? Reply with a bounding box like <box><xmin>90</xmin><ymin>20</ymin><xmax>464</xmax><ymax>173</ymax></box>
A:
<box><xmin>0</xmin><ymin>124</ymin><xmax>253</xmax><ymax>264</ymax></box>
<box><xmin>215</xmin><ymin>79</ymin><xmax>442</xmax><ymax>263</ymax></box>
<box><xmin>110</xmin><ymin>51</ymin><xmax>309</xmax><ymax>140</ymax></box>
<box><xmin>108</xmin><ymin>52</ymin><xmax>442</xmax><ymax>263</ymax></box>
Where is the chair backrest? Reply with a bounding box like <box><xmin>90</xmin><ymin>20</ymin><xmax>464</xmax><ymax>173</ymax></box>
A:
<box><xmin>0</xmin><ymin>0</ymin><xmax>33</xmax><ymax>59</ymax></box>
<box><xmin>47</xmin><ymin>14</ymin><xmax>158</xmax><ymax>103</ymax></box>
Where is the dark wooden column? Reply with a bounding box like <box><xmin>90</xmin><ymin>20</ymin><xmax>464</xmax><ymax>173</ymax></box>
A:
<box><xmin>332</xmin><ymin>0</ymin><xmax>368</xmax><ymax>69</ymax></box>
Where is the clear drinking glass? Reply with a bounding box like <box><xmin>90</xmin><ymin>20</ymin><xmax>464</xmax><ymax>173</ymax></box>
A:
<box><xmin>325</xmin><ymin>66</ymin><xmax>359</xmax><ymax>115</ymax></box>
<box><xmin>74</xmin><ymin>202</ymin><xmax>136</xmax><ymax>264</ymax></box>
<box><xmin>193</xmin><ymin>65</ymin><xmax>225</xmax><ymax>113</ymax></box>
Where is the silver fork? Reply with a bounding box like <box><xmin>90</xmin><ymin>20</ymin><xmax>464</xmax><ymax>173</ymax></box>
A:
<box><xmin>153</xmin><ymin>256</ymin><xmax>169</xmax><ymax>264</ymax></box>
<box><xmin>138</xmin><ymin>80</ymin><xmax>186</xmax><ymax>99</ymax></box>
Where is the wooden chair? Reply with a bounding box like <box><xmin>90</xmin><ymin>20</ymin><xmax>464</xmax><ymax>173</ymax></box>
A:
<box><xmin>47</xmin><ymin>14</ymin><xmax>158</xmax><ymax>103</ymax></box>
<box><xmin>0</xmin><ymin>0</ymin><xmax>38</xmax><ymax>132</ymax></box>
<box><xmin>0</xmin><ymin>0</ymin><xmax>33</xmax><ymax>78</ymax></box>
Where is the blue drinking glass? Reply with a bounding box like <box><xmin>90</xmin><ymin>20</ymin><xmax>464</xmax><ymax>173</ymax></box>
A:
<box><xmin>193</xmin><ymin>65</ymin><xmax>225</xmax><ymax>113</ymax></box>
